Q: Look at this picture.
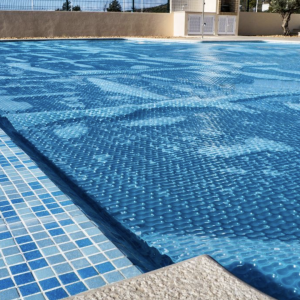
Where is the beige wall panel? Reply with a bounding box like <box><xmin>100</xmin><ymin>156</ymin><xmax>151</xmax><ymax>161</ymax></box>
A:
<box><xmin>0</xmin><ymin>11</ymin><xmax>174</xmax><ymax>38</ymax></box>
<box><xmin>239</xmin><ymin>12</ymin><xmax>300</xmax><ymax>35</ymax></box>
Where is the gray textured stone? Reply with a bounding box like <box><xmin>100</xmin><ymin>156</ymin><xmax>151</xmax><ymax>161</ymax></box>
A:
<box><xmin>69</xmin><ymin>255</ymin><xmax>274</xmax><ymax>300</ymax></box>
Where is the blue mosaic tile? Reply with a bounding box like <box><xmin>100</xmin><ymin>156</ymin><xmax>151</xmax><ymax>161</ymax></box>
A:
<box><xmin>45</xmin><ymin>288</ymin><xmax>68</xmax><ymax>300</ymax></box>
<box><xmin>71</xmin><ymin>258</ymin><xmax>90</xmax><ymax>269</ymax></box>
<box><xmin>121</xmin><ymin>266</ymin><xmax>142</xmax><ymax>278</ymax></box>
<box><xmin>52</xmin><ymin>263</ymin><xmax>72</xmax><ymax>275</ymax></box>
<box><xmin>0</xmin><ymin>268</ymin><xmax>10</xmax><ymax>279</ymax></box>
<box><xmin>0</xmin><ymin>126</ymin><xmax>141</xmax><ymax>299</ymax></box>
<box><xmin>19</xmin><ymin>282</ymin><xmax>40</xmax><ymax>297</ymax></box>
<box><xmin>20</xmin><ymin>243</ymin><xmax>38</xmax><ymax>253</ymax></box>
<box><xmin>65</xmin><ymin>282</ymin><xmax>87</xmax><ymax>296</ymax></box>
<box><xmin>3</xmin><ymin>246</ymin><xmax>20</xmax><ymax>256</ymax></box>
<box><xmin>75</xmin><ymin>238</ymin><xmax>92</xmax><ymax>248</ymax></box>
<box><xmin>59</xmin><ymin>272</ymin><xmax>79</xmax><ymax>285</ymax></box>
<box><xmin>77</xmin><ymin>267</ymin><xmax>98</xmax><ymax>279</ymax></box>
<box><xmin>113</xmin><ymin>257</ymin><xmax>133</xmax><ymax>269</ymax></box>
<box><xmin>0</xmin><ymin>232</ymin><xmax>12</xmax><ymax>240</ymax></box>
<box><xmin>28</xmin><ymin>258</ymin><xmax>48</xmax><ymax>270</ymax></box>
<box><xmin>23</xmin><ymin>250</ymin><xmax>43</xmax><ymax>261</ymax></box>
<box><xmin>34</xmin><ymin>268</ymin><xmax>55</xmax><ymax>281</ymax></box>
<box><xmin>84</xmin><ymin>276</ymin><xmax>106</xmax><ymax>289</ymax></box>
<box><xmin>48</xmin><ymin>229</ymin><xmax>64</xmax><ymax>237</ymax></box>
<box><xmin>10</xmin><ymin>263</ymin><xmax>29</xmax><ymax>275</ymax></box>
<box><xmin>25</xmin><ymin>293</ymin><xmax>46</xmax><ymax>300</ymax></box>
<box><xmin>46</xmin><ymin>255</ymin><xmax>65</xmax><ymax>265</ymax></box>
<box><xmin>5</xmin><ymin>255</ymin><xmax>24</xmax><ymax>266</ymax></box>
<box><xmin>0</xmin><ymin>288</ymin><xmax>19</xmax><ymax>300</ymax></box>
<box><xmin>40</xmin><ymin>277</ymin><xmax>61</xmax><ymax>291</ymax></box>
<box><xmin>103</xmin><ymin>271</ymin><xmax>124</xmax><ymax>284</ymax></box>
<box><xmin>14</xmin><ymin>272</ymin><xmax>35</xmax><ymax>285</ymax></box>
<box><xmin>95</xmin><ymin>262</ymin><xmax>115</xmax><ymax>274</ymax></box>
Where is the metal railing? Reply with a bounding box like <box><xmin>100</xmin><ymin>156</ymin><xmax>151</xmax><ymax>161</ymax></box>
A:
<box><xmin>0</xmin><ymin>0</ymin><xmax>169</xmax><ymax>12</ymax></box>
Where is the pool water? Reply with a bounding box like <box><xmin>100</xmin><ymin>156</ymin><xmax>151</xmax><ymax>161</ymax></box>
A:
<box><xmin>0</xmin><ymin>39</ymin><xmax>300</xmax><ymax>300</ymax></box>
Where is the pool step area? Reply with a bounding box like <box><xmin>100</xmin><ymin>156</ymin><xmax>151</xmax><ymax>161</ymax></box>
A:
<box><xmin>69</xmin><ymin>255</ymin><xmax>274</xmax><ymax>300</ymax></box>
<box><xmin>0</xmin><ymin>129</ymin><xmax>142</xmax><ymax>300</ymax></box>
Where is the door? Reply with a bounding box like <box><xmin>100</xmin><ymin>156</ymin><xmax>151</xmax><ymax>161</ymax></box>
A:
<box><xmin>218</xmin><ymin>16</ymin><xmax>236</xmax><ymax>35</ymax></box>
<box><xmin>188</xmin><ymin>15</ymin><xmax>215</xmax><ymax>35</ymax></box>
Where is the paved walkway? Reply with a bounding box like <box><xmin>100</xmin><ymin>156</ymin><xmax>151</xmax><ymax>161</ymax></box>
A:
<box><xmin>0</xmin><ymin>129</ymin><xmax>141</xmax><ymax>300</ymax></box>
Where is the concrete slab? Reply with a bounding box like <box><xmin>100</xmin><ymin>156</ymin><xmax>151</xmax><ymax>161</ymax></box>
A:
<box><xmin>68</xmin><ymin>255</ymin><xmax>274</xmax><ymax>300</ymax></box>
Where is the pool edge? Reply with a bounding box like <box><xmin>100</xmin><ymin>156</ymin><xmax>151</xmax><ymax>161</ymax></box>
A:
<box><xmin>67</xmin><ymin>254</ymin><xmax>274</xmax><ymax>300</ymax></box>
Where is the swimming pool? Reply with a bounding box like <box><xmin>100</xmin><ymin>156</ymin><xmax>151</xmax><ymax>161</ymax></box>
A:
<box><xmin>1</xmin><ymin>39</ymin><xmax>300</xmax><ymax>299</ymax></box>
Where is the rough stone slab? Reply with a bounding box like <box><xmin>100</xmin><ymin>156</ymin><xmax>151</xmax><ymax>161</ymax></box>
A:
<box><xmin>69</xmin><ymin>255</ymin><xmax>274</xmax><ymax>300</ymax></box>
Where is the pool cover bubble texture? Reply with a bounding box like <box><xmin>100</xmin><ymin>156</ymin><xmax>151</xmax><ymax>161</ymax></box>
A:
<box><xmin>0</xmin><ymin>40</ymin><xmax>300</xmax><ymax>299</ymax></box>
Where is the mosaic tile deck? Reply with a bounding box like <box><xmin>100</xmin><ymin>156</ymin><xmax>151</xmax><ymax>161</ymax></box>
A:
<box><xmin>0</xmin><ymin>129</ymin><xmax>141</xmax><ymax>300</ymax></box>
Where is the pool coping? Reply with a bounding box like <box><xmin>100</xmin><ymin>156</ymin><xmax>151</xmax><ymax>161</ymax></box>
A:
<box><xmin>0</xmin><ymin>36</ymin><xmax>300</xmax><ymax>43</ymax></box>
<box><xmin>67</xmin><ymin>254</ymin><xmax>274</xmax><ymax>300</ymax></box>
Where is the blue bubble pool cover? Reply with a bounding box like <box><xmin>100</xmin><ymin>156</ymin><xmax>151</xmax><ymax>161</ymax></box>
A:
<box><xmin>1</xmin><ymin>39</ymin><xmax>300</xmax><ymax>299</ymax></box>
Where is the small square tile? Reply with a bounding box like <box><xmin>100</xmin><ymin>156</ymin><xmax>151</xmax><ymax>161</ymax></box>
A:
<box><xmin>79</xmin><ymin>222</ymin><xmax>94</xmax><ymax>230</ymax></box>
<box><xmin>53</xmin><ymin>235</ymin><xmax>69</xmax><ymax>244</ymax></box>
<box><xmin>35</xmin><ymin>211</ymin><xmax>50</xmax><ymax>217</ymax></box>
<box><xmin>121</xmin><ymin>266</ymin><xmax>142</xmax><ymax>279</ymax></box>
<box><xmin>71</xmin><ymin>258</ymin><xmax>90</xmax><ymax>269</ymax></box>
<box><xmin>81</xmin><ymin>246</ymin><xmax>98</xmax><ymax>256</ymax></box>
<box><xmin>59</xmin><ymin>220</ymin><xmax>74</xmax><ymax>226</ymax></box>
<box><xmin>29</xmin><ymin>258</ymin><xmax>48</xmax><ymax>270</ymax></box>
<box><xmin>23</xmin><ymin>250</ymin><xmax>42</xmax><ymax>261</ymax></box>
<box><xmin>89</xmin><ymin>253</ymin><xmax>106</xmax><ymax>265</ymax></box>
<box><xmin>41</xmin><ymin>246</ymin><xmax>59</xmax><ymax>256</ymax></box>
<box><xmin>58</xmin><ymin>242</ymin><xmax>76</xmax><ymax>252</ymax></box>
<box><xmin>65</xmin><ymin>250</ymin><xmax>83</xmax><ymax>261</ymax></box>
<box><xmin>40</xmin><ymin>277</ymin><xmax>60</xmax><ymax>291</ymax></box>
<box><xmin>32</xmin><ymin>232</ymin><xmax>49</xmax><ymax>241</ymax></box>
<box><xmin>91</xmin><ymin>235</ymin><xmax>108</xmax><ymax>243</ymax></box>
<box><xmin>12</xmin><ymin>228</ymin><xmax>28</xmax><ymax>237</ymax></box>
<box><xmin>24</xmin><ymin>293</ymin><xmax>45</xmax><ymax>300</ymax></box>
<box><xmin>10</xmin><ymin>263</ymin><xmax>29</xmax><ymax>275</ymax></box>
<box><xmin>34</xmin><ymin>267</ymin><xmax>55</xmax><ymax>280</ymax></box>
<box><xmin>103</xmin><ymin>271</ymin><xmax>124</xmax><ymax>284</ymax></box>
<box><xmin>46</xmin><ymin>255</ymin><xmax>65</xmax><ymax>265</ymax></box>
<box><xmin>105</xmin><ymin>249</ymin><xmax>123</xmax><ymax>259</ymax></box>
<box><xmin>95</xmin><ymin>262</ymin><xmax>115</xmax><ymax>274</ymax></box>
<box><xmin>75</xmin><ymin>238</ymin><xmax>92</xmax><ymax>248</ymax></box>
<box><xmin>112</xmin><ymin>257</ymin><xmax>132</xmax><ymax>269</ymax></box>
<box><xmin>98</xmin><ymin>242</ymin><xmax>115</xmax><ymax>251</ymax></box>
<box><xmin>28</xmin><ymin>226</ymin><xmax>43</xmax><ymax>233</ymax></box>
<box><xmin>19</xmin><ymin>282</ymin><xmax>40</xmax><ymax>297</ymax></box>
<box><xmin>5</xmin><ymin>254</ymin><xmax>24</xmax><ymax>266</ymax></box>
<box><xmin>0</xmin><ymin>288</ymin><xmax>19</xmax><ymax>300</ymax></box>
<box><xmin>53</xmin><ymin>263</ymin><xmax>72</xmax><ymax>275</ymax></box>
<box><xmin>0</xmin><ymin>268</ymin><xmax>9</xmax><ymax>279</ymax></box>
<box><xmin>69</xmin><ymin>232</ymin><xmax>85</xmax><ymax>240</ymax></box>
<box><xmin>59</xmin><ymin>272</ymin><xmax>79</xmax><ymax>285</ymax></box>
<box><xmin>84</xmin><ymin>276</ymin><xmax>106</xmax><ymax>289</ymax></box>
<box><xmin>2</xmin><ymin>246</ymin><xmax>19</xmax><ymax>256</ymax></box>
<box><xmin>77</xmin><ymin>267</ymin><xmax>98</xmax><ymax>279</ymax></box>
<box><xmin>64</xmin><ymin>225</ymin><xmax>79</xmax><ymax>233</ymax></box>
<box><xmin>45</xmin><ymin>288</ymin><xmax>68</xmax><ymax>300</ymax></box>
<box><xmin>14</xmin><ymin>272</ymin><xmax>35</xmax><ymax>285</ymax></box>
<box><xmin>49</xmin><ymin>229</ymin><xmax>64</xmax><ymax>237</ymax></box>
<box><xmin>20</xmin><ymin>243</ymin><xmax>38</xmax><ymax>253</ymax></box>
<box><xmin>37</xmin><ymin>239</ymin><xmax>53</xmax><ymax>248</ymax></box>
<box><xmin>65</xmin><ymin>282</ymin><xmax>87</xmax><ymax>296</ymax></box>
<box><xmin>84</xmin><ymin>228</ymin><xmax>100</xmax><ymax>236</ymax></box>
<box><xmin>44</xmin><ymin>222</ymin><xmax>59</xmax><ymax>230</ymax></box>
<box><xmin>0</xmin><ymin>278</ymin><xmax>14</xmax><ymax>290</ymax></box>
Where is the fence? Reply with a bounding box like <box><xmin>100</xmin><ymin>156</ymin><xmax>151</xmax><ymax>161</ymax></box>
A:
<box><xmin>0</xmin><ymin>0</ymin><xmax>169</xmax><ymax>12</ymax></box>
